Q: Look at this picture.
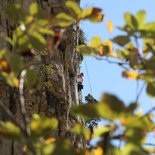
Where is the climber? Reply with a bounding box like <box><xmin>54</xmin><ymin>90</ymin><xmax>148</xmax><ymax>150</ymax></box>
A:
<box><xmin>77</xmin><ymin>73</ymin><xmax>84</xmax><ymax>92</ymax></box>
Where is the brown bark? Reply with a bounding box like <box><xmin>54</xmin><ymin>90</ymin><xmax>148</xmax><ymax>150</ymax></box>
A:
<box><xmin>0</xmin><ymin>0</ymin><xmax>83</xmax><ymax>154</ymax></box>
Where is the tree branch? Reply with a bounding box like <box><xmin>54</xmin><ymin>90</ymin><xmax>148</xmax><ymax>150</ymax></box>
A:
<box><xmin>0</xmin><ymin>100</ymin><xmax>25</xmax><ymax>133</ymax></box>
<box><xmin>19</xmin><ymin>69</ymin><xmax>31</xmax><ymax>136</ymax></box>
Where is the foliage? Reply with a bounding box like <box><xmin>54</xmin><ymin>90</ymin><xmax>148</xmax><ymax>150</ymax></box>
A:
<box><xmin>0</xmin><ymin>1</ymin><xmax>155</xmax><ymax>155</ymax></box>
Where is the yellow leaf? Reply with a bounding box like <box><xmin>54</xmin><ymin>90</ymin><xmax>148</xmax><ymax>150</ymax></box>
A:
<box><xmin>106</xmin><ymin>20</ymin><xmax>114</xmax><ymax>34</ymax></box>
<box><xmin>99</xmin><ymin>40</ymin><xmax>113</xmax><ymax>56</ymax></box>
<box><xmin>44</xmin><ymin>137</ymin><xmax>56</xmax><ymax>145</ymax></box>
<box><xmin>120</xmin><ymin>118</ymin><xmax>127</xmax><ymax>125</ymax></box>
<box><xmin>122</xmin><ymin>70</ymin><xmax>140</xmax><ymax>80</ymax></box>
<box><xmin>92</xmin><ymin>147</ymin><xmax>103</xmax><ymax>155</ymax></box>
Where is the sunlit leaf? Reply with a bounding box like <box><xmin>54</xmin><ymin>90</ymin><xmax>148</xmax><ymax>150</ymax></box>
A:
<box><xmin>76</xmin><ymin>44</ymin><xmax>97</xmax><ymax>56</ymax></box>
<box><xmin>106</xmin><ymin>20</ymin><xmax>114</xmax><ymax>34</ymax></box>
<box><xmin>136</xmin><ymin>10</ymin><xmax>146</xmax><ymax>28</ymax></box>
<box><xmin>65</xmin><ymin>1</ymin><xmax>81</xmax><ymax>17</ymax></box>
<box><xmin>89</xmin><ymin>36</ymin><xmax>102</xmax><ymax>48</ymax></box>
<box><xmin>116</xmin><ymin>49</ymin><xmax>125</xmax><ymax>59</ymax></box>
<box><xmin>42</xmin><ymin>143</ymin><xmax>55</xmax><ymax>155</ymax></box>
<box><xmin>0</xmin><ymin>121</ymin><xmax>22</xmax><ymax>139</ymax></box>
<box><xmin>122</xmin><ymin>70</ymin><xmax>140</xmax><ymax>80</ymax></box>
<box><xmin>39</xmin><ymin>28</ymin><xmax>54</xmax><ymax>36</ymax></box>
<box><xmin>29</xmin><ymin>3</ymin><xmax>39</xmax><ymax>15</ymax></box>
<box><xmin>30</xmin><ymin>115</ymin><xmax>58</xmax><ymax>137</ymax></box>
<box><xmin>78</xmin><ymin>8</ymin><xmax>103</xmax><ymax>23</ymax></box>
<box><xmin>92</xmin><ymin>126</ymin><xmax>111</xmax><ymax>138</ymax></box>
<box><xmin>0</xmin><ymin>59</ymin><xmax>10</xmax><ymax>73</ymax></box>
<box><xmin>92</xmin><ymin>147</ymin><xmax>103</xmax><ymax>155</ymax></box>
<box><xmin>2</xmin><ymin>72</ymin><xmax>19</xmax><ymax>88</ymax></box>
<box><xmin>121</xmin><ymin>115</ymin><xmax>153</xmax><ymax>132</ymax></box>
<box><xmin>142</xmin><ymin>22</ymin><xmax>155</xmax><ymax>32</ymax></box>
<box><xmin>56</xmin><ymin>13</ymin><xmax>75</xmax><ymax>27</ymax></box>
<box><xmin>124</xmin><ymin>12</ymin><xmax>138</xmax><ymax>29</ymax></box>
<box><xmin>71</xmin><ymin>123</ymin><xmax>90</xmax><ymax>140</ymax></box>
<box><xmin>44</xmin><ymin>137</ymin><xmax>56</xmax><ymax>145</ymax></box>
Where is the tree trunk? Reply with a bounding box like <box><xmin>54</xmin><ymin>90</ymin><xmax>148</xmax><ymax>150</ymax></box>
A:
<box><xmin>0</xmin><ymin>0</ymin><xmax>83</xmax><ymax>154</ymax></box>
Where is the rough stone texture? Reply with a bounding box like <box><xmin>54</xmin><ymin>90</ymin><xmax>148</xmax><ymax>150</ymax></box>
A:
<box><xmin>0</xmin><ymin>0</ymin><xmax>83</xmax><ymax>154</ymax></box>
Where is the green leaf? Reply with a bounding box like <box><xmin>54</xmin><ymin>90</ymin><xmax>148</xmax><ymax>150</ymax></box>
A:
<box><xmin>126</xmin><ymin>103</ymin><xmax>138</xmax><ymax>113</ymax></box>
<box><xmin>36</xmin><ymin>19</ymin><xmax>48</xmax><ymax>27</ymax></box>
<box><xmin>65</xmin><ymin>1</ymin><xmax>81</xmax><ymax>17</ymax></box>
<box><xmin>76</xmin><ymin>44</ymin><xmax>98</xmax><ymax>56</ymax></box>
<box><xmin>56</xmin><ymin>12</ymin><xmax>75</xmax><ymax>27</ymax></box>
<box><xmin>146</xmin><ymin>82</ymin><xmax>155</xmax><ymax>97</ymax></box>
<box><xmin>89</xmin><ymin>36</ymin><xmax>102</xmax><ymax>48</ymax></box>
<box><xmin>25</xmin><ymin>69</ymin><xmax>37</xmax><ymax>88</ymax></box>
<box><xmin>112</xmin><ymin>36</ymin><xmax>130</xmax><ymax>46</ymax></box>
<box><xmin>17</xmin><ymin>35</ymin><xmax>30</xmax><ymax>51</ymax></box>
<box><xmin>124</xmin><ymin>12</ymin><xmax>138</xmax><ymax>29</ymax></box>
<box><xmin>8</xmin><ymin>54</ymin><xmax>24</xmax><ymax>74</ymax></box>
<box><xmin>72</xmin><ymin>93</ymin><xmax>127</xmax><ymax>120</ymax></box>
<box><xmin>5</xmin><ymin>3</ymin><xmax>26</xmax><ymax>21</ymax></box>
<box><xmin>123</xmin><ymin>143</ymin><xmax>148</xmax><ymax>155</ymax></box>
<box><xmin>29</xmin><ymin>32</ymin><xmax>46</xmax><ymax>50</ymax></box>
<box><xmin>30</xmin><ymin>115</ymin><xmax>58</xmax><ymax>137</ymax></box>
<box><xmin>0</xmin><ymin>121</ymin><xmax>22</xmax><ymax>139</ymax></box>
<box><xmin>42</xmin><ymin>143</ymin><xmax>55</xmax><ymax>155</ymax></box>
<box><xmin>122</xmin><ymin>70</ymin><xmax>140</xmax><ymax>80</ymax></box>
<box><xmin>125</xmin><ymin>127</ymin><xmax>145</xmax><ymax>144</ymax></box>
<box><xmin>30</xmin><ymin>31</ymin><xmax>46</xmax><ymax>45</ymax></box>
<box><xmin>136</xmin><ymin>10</ymin><xmax>146</xmax><ymax>27</ymax></box>
<box><xmin>2</xmin><ymin>72</ymin><xmax>19</xmax><ymax>88</ymax></box>
<box><xmin>100</xmin><ymin>93</ymin><xmax>126</xmax><ymax>114</ymax></box>
<box><xmin>5</xmin><ymin>37</ymin><xmax>15</xmax><ymax>46</ymax></box>
<box><xmin>78</xmin><ymin>8</ymin><xmax>103</xmax><ymax>23</ymax></box>
<box><xmin>29</xmin><ymin>3</ymin><xmax>39</xmax><ymax>15</ymax></box>
<box><xmin>142</xmin><ymin>22</ymin><xmax>155</xmax><ymax>32</ymax></box>
<box><xmin>71</xmin><ymin>123</ymin><xmax>90</xmax><ymax>140</ymax></box>
<box><xmin>116</xmin><ymin>49</ymin><xmax>125</xmax><ymax>59</ymax></box>
<box><xmin>92</xmin><ymin>126</ymin><xmax>110</xmax><ymax>138</ymax></box>
<box><xmin>145</xmin><ymin>57</ymin><xmax>155</xmax><ymax>71</ymax></box>
<box><xmin>71</xmin><ymin>103</ymin><xmax>102</xmax><ymax>120</ymax></box>
<box><xmin>38</xmin><ymin>28</ymin><xmax>55</xmax><ymax>36</ymax></box>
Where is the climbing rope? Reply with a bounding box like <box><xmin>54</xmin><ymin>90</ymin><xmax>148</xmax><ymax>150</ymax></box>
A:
<box><xmin>84</xmin><ymin>58</ymin><xmax>93</xmax><ymax>95</ymax></box>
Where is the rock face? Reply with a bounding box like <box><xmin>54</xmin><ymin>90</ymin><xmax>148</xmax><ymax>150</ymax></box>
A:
<box><xmin>0</xmin><ymin>0</ymin><xmax>83</xmax><ymax>154</ymax></box>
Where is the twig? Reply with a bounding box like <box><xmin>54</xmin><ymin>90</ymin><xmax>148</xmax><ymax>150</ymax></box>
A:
<box><xmin>0</xmin><ymin>100</ymin><xmax>25</xmax><ymax>133</ymax></box>
<box><xmin>96</xmin><ymin>57</ymin><xmax>130</xmax><ymax>70</ymax></box>
<box><xmin>143</xmin><ymin>107</ymin><xmax>155</xmax><ymax>117</ymax></box>
<box><xmin>144</xmin><ymin>143</ymin><xmax>155</xmax><ymax>147</ymax></box>
<box><xmin>135</xmin><ymin>82</ymin><xmax>146</xmax><ymax>103</ymax></box>
<box><xmin>19</xmin><ymin>69</ymin><xmax>31</xmax><ymax>136</ymax></box>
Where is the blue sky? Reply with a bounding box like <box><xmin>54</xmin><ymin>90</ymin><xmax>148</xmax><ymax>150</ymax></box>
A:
<box><xmin>80</xmin><ymin>0</ymin><xmax>155</xmax><ymax>113</ymax></box>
